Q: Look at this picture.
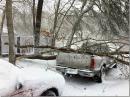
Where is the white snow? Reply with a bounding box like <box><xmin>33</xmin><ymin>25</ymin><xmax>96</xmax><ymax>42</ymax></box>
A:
<box><xmin>62</xmin><ymin>70</ymin><xmax>129</xmax><ymax>96</ymax></box>
<box><xmin>0</xmin><ymin>59</ymin><xmax>20</xmax><ymax>96</ymax></box>
<box><xmin>16</xmin><ymin>59</ymin><xmax>56</xmax><ymax>69</ymax></box>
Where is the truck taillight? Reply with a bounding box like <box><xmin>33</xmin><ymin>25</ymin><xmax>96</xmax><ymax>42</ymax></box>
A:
<box><xmin>90</xmin><ymin>57</ymin><xmax>95</xmax><ymax>69</ymax></box>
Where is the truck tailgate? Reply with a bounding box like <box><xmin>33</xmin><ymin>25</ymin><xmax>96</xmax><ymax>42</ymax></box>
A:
<box><xmin>56</xmin><ymin>53</ymin><xmax>91</xmax><ymax>69</ymax></box>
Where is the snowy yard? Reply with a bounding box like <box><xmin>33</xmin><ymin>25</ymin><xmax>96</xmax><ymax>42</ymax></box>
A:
<box><xmin>63</xmin><ymin>73</ymin><xmax>129</xmax><ymax>96</ymax></box>
<box><xmin>16</xmin><ymin>59</ymin><xmax>129</xmax><ymax>96</ymax></box>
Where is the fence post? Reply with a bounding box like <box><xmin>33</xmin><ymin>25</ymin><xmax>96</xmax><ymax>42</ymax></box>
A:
<box><xmin>17</xmin><ymin>36</ymin><xmax>20</xmax><ymax>54</ymax></box>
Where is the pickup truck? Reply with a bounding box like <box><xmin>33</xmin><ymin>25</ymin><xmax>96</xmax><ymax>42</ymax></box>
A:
<box><xmin>56</xmin><ymin>52</ymin><xmax>116</xmax><ymax>83</ymax></box>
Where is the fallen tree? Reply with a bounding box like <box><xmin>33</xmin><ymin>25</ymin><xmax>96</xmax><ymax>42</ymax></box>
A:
<box><xmin>4</xmin><ymin>43</ymin><xmax>129</xmax><ymax>54</ymax></box>
<box><xmin>2</xmin><ymin>54</ymin><xmax>57</xmax><ymax>60</ymax></box>
<box><xmin>4</xmin><ymin>44</ymin><xmax>129</xmax><ymax>66</ymax></box>
<box><xmin>17</xmin><ymin>54</ymin><xmax>57</xmax><ymax>60</ymax></box>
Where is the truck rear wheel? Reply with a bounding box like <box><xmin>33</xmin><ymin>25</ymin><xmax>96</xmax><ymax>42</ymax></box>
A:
<box><xmin>94</xmin><ymin>67</ymin><xmax>105</xmax><ymax>83</ymax></box>
<box><xmin>93</xmin><ymin>75</ymin><xmax>102</xmax><ymax>83</ymax></box>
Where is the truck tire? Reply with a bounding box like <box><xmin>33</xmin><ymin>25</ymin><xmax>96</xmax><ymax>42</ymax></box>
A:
<box><xmin>94</xmin><ymin>66</ymin><xmax>105</xmax><ymax>83</ymax></box>
<box><xmin>93</xmin><ymin>73</ymin><xmax>102</xmax><ymax>83</ymax></box>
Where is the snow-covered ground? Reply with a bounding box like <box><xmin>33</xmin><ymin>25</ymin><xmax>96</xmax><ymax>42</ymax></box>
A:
<box><xmin>63</xmin><ymin>72</ymin><xmax>129</xmax><ymax>96</ymax></box>
<box><xmin>15</xmin><ymin>59</ymin><xmax>129</xmax><ymax>96</ymax></box>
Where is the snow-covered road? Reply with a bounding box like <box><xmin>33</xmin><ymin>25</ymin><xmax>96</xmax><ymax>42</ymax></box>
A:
<box><xmin>16</xmin><ymin>59</ymin><xmax>129</xmax><ymax>96</ymax></box>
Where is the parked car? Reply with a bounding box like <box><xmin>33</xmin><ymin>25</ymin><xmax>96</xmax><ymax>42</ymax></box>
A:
<box><xmin>0</xmin><ymin>59</ymin><xmax>65</xmax><ymax>96</ymax></box>
<box><xmin>56</xmin><ymin>52</ymin><xmax>116</xmax><ymax>83</ymax></box>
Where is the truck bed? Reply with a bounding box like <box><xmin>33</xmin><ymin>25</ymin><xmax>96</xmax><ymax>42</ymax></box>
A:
<box><xmin>56</xmin><ymin>52</ymin><xmax>91</xmax><ymax>69</ymax></box>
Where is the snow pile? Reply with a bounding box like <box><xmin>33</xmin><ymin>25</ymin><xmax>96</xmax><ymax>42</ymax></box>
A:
<box><xmin>0</xmin><ymin>59</ymin><xmax>20</xmax><ymax>96</ymax></box>
<box><xmin>105</xmin><ymin>63</ymin><xmax>129</xmax><ymax>80</ymax></box>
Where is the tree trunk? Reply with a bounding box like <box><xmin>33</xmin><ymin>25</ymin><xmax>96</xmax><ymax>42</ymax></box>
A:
<box><xmin>34</xmin><ymin>0</ymin><xmax>44</xmax><ymax>54</ymax></box>
<box><xmin>6</xmin><ymin>0</ymin><xmax>16</xmax><ymax>64</ymax></box>
<box><xmin>51</xmin><ymin>0</ymin><xmax>61</xmax><ymax>47</ymax></box>
<box><xmin>32</xmin><ymin>0</ymin><xmax>36</xmax><ymax>36</ymax></box>
<box><xmin>0</xmin><ymin>8</ymin><xmax>6</xmax><ymax>56</ymax></box>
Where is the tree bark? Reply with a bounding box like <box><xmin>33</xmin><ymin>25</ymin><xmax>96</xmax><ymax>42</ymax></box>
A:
<box><xmin>33</xmin><ymin>0</ymin><xmax>36</xmax><ymax>36</ymax></box>
<box><xmin>51</xmin><ymin>0</ymin><xmax>61</xmax><ymax>47</ymax></box>
<box><xmin>6</xmin><ymin>0</ymin><xmax>16</xmax><ymax>64</ymax></box>
<box><xmin>34</xmin><ymin>0</ymin><xmax>44</xmax><ymax>54</ymax></box>
<box><xmin>0</xmin><ymin>8</ymin><xmax>6</xmax><ymax>56</ymax></box>
<box><xmin>17</xmin><ymin>54</ymin><xmax>57</xmax><ymax>60</ymax></box>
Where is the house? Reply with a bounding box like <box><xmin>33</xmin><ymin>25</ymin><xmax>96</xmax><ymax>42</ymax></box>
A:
<box><xmin>1</xmin><ymin>27</ymin><xmax>52</xmax><ymax>55</ymax></box>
